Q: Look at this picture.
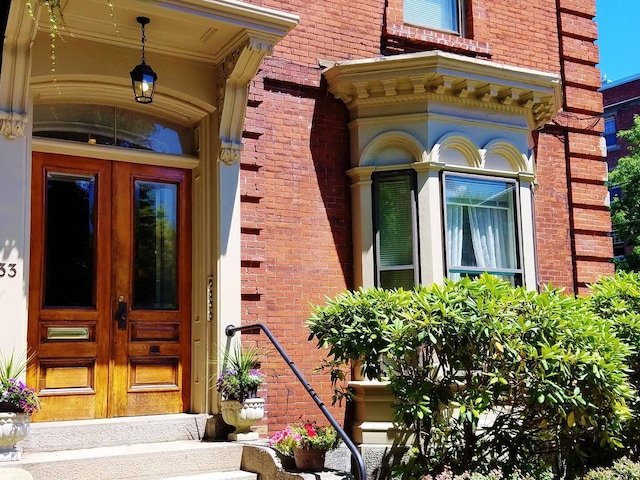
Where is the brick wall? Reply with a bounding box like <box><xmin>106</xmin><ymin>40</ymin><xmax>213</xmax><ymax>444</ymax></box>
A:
<box><xmin>238</xmin><ymin>0</ymin><xmax>611</xmax><ymax>430</ymax></box>
<box><xmin>240</xmin><ymin>61</ymin><xmax>352</xmax><ymax>428</ymax></box>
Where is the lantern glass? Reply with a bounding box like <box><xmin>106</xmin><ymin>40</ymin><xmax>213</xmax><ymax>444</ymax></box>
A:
<box><xmin>130</xmin><ymin>64</ymin><xmax>157</xmax><ymax>104</ymax></box>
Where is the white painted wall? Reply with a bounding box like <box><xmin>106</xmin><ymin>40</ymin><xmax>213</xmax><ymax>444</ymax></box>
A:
<box><xmin>0</xmin><ymin>132</ymin><xmax>31</xmax><ymax>366</ymax></box>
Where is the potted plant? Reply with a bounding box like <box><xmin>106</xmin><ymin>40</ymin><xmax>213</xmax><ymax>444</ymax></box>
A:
<box><xmin>0</xmin><ymin>351</ymin><xmax>40</xmax><ymax>460</ymax></box>
<box><xmin>216</xmin><ymin>345</ymin><xmax>266</xmax><ymax>440</ymax></box>
<box><xmin>269</xmin><ymin>421</ymin><xmax>341</xmax><ymax>471</ymax></box>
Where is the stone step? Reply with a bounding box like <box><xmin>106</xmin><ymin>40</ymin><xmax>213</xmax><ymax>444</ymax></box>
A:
<box><xmin>22</xmin><ymin>414</ymin><xmax>208</xmax><ymax>453</ymax></box>
<box><xmin>0</xmin><ymin>440</ymin><xmax>244</xmax><ymax>480</ymax></box>
<box><xmin>159</xmin><ymin>473</ymin><xmax>256</xmax><ymax>480</ymax></box>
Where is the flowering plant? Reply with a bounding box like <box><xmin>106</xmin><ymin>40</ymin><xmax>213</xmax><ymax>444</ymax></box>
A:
<box><xmin>1</xmin><ymin>379</ymin><xmax>40</xmax><ymax>414</ymax></box>
<box><xmin>0</xmin><ymin>351</ymin><xmax>40</xmax><ymax>414</ymax></box>
<box><xmin>269</xmin><ymin>421</ymin><xmax>340</xmax><ymax>455</ymax></box>
<box><xmin>216</xmin><ymin>346</ymin><xmax>266</xmax><ymax>402</ymax></box>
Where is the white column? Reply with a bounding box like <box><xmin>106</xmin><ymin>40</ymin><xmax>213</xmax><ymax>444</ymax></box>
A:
<box><xmin>216</xmin><ymin>157</ymin><xmax>242</xmax><ymax>376</ymax></box>
<box><xmin>0</xmin><ymin>133</ymin><xmax>31</xmax><ymax>362</ymax></box>
<box><xmin>519</xmin><ymin>177</ymin><xmax>537</xmax><ymax>290</ymax></box>
<box><xmin>415</xmin><ymin>162</ymin><xmax>445</xmax><ymax>285</ymax></box>
<box><xmin>0</xmin><ymin>0</ymin><xmax>38</xmax><ymax>367</ymax></box>
<box><xmin>347</xmin><ymin>167</ymin><xmax>376</xmax><ymax>288</ymax></box>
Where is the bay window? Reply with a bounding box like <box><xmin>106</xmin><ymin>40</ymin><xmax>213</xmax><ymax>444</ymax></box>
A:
<box><xmin>444</xmin><ymin>174</ymin><xmax>522</xmax><ymax>285</ymax></box>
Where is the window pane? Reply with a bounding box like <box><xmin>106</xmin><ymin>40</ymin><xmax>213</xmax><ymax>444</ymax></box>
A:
<box><xmin>445</xmin><ymin>175</ymin><xmax>519</xmax><ymax>274</ymax></box>
<box><xmin>377</xmin><ymin>174</ymin><xmax>415</xmax><ymax>266</ymax></box>
<box><xmin>374</xmin><ymin>171</ymin><xmax>418</xmax><ymax>288</ymax></box>
<box><xmin>44</xmin><ymin>174</ymin><xmax>96</xmax><ymax>307</ymax></box>
<box><xmin>451</xmin><ymin>271</ymin><xmax>522</xmax><ymax>287</ymax></box>
<box><xmin>381</xmin><ymin>270</ymin><xmax>416</xmax><ymax>290</ymax></box>
<box><xmin>33</xmin><ymin>104</ymin><xmax>194</xmax><ymax>155</ymax></box>
<box><xmin>604</xmin><ymin>118</ymin><xmax>616</xmax><ymax>134</ymax></box>
<box><xmin>404</xmin><ymin>0</ymin><xmax>459</xmax><ymax>33</ymax></box>
<box><xmin>133</xmin><ymin>181</ymin><xmax>178</xmax><ymax>310</ymax></box>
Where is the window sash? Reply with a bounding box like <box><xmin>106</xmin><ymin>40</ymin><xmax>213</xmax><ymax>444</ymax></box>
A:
<box><xmin>373</xmin><ymin>171</ymin><xmax>420</xmax><ymax>289</ymax></box>
<box><xmin>443</xmin><ymin>174</ymin><xmax>522</xmax><ymax>285</ymax></box>
<box><xmin>404</xmin><ymin>0</ymin><xmax>461</xmax><ymax>34</ymax></box>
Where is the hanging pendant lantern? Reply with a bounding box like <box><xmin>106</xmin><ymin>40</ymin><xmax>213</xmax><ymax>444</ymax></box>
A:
<box><xmin>130</xmin><ymin>17</ymin><xmax>157</xmax><ymax>104</ymax></box>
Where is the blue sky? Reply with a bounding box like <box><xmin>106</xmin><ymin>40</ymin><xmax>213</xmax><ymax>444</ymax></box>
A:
<box><xmin>596</xmin><ymin>0</ymin><xmax>640</xmax><ymax>83</ymax></box>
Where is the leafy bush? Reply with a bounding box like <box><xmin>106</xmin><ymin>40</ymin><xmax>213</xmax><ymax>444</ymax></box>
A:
<box><xmin>308</xmin><ymin>274</ymin><xmax>636</xmax><ymax>480</ymax></box>
<box><xmin>581</xmin><ymin>458</ymin><xmax>640</xmax><ymax>480</ymax></box>
<box><xmin>588</xmin><ymin>272</ymin><xmax>640</xmax><ymax>461</ymax></box>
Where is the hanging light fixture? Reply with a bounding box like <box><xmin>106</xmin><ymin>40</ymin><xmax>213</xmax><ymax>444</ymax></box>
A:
<box><xmin>130</xmin><ymin>16</ymin><xmax>157</xmax><ymax>104</ymax></box>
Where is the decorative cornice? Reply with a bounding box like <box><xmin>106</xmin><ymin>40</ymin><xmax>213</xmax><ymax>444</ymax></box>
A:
<box><xmin>218</xmin><ymin>36</ymin><xmax>275</xmax><ymax>165</ymax></box>
<box><xmin>323</xmin><ymin>51</ymin><xmax>562</xmax><ymax>130</ymax></box>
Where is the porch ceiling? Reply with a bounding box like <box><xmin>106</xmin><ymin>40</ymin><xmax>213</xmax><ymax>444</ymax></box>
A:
<box><xmin>36</xmin><ymin>0</ymin><xmax>299</xmax><ymax>64</ymax></box>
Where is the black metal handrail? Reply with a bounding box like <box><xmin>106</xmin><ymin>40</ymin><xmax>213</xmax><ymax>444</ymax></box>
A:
<box><xmin>225</xmin><ymin>323</ymin><xmax>366</xmax><ymax>480</ymax></box>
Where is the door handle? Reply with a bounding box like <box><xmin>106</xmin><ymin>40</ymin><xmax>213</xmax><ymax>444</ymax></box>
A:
<box><xmin>116</xmin><ymin>297</ymin><xmax>128</xmax><ymax>330</ymax></box>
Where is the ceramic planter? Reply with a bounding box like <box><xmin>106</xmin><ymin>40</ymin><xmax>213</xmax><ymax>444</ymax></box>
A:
<box><xmin>293</xmin><ymin>447</ymin><xmax>326</xmax><ymax>471</ymax></box>
<box><xmin>0</xmin><ymin>412</ymin><xmax>30</xmax><ymax>461</ymax></box>
<box><xmin>220</xmin><ymin>397</ymin><xmax>265</xmax><ymax>440</ymax></box>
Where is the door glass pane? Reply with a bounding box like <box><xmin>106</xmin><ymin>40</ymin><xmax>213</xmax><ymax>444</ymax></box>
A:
<box><xmin>44</xmin><ymin>173</ymin><xmax>96</xmax><ymax>307</ymax></box>
<box><xmin>133</xmin><ymin>181</ymin><xmax>178</xmax><ymax>310</ymax></box>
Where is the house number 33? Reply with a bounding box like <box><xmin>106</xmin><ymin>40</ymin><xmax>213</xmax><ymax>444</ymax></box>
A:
<box><xmin>0</xmin><ymin>263</ymin><xmax>17</xmax><ymax>278</ymax></box>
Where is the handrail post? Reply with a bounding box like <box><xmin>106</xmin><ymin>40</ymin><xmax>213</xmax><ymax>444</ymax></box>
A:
<box><xmin>225</xmin><ymin>323</ymin><xmax>366</xmax><ymax>480</ymax></box>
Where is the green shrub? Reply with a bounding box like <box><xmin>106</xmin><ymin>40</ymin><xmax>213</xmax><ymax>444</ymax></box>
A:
<box><xmin>581</xmin><ymin>458</ymin><xmax>640</xmax><ymax>480</ymax></box>
<box><xmin>588</xmin><ymin>272</ymin><xmax>640</xmax><ymax>460</ymax></box>
<box><xmin>308</xmin><ymin>274</ymin><xmax>636</xmax><ymax>480</ymax></box>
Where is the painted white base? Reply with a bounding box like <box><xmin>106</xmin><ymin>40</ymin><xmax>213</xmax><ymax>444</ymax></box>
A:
<box><xmin>0</xmin><ymin>445</ymin><xmax>22</xmax><ymax>462</ymax></box>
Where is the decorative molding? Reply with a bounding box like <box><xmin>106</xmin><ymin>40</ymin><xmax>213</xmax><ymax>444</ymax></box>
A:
<box><xmin>0</xmin><ymin>111</ymin><xmax>28</xmax><ymax>139</ymax></box>
<box><xmin>1</xmin><ymin>2</ymin><xmax>39</xmax><ymax>139</ymax></box>
<box><xmin>483</xmin><ymin>139</ymin><xmax>530</xmax><ymax>172</ymax></box>
<box><xmin>323</xmin><ymin>50</ymin><xmax>562</xmax><ymax>130</ymax></box>
<box><xmin>360</xmin><ymin>130</ymin><xmax>426</xmax><ymax>166</ymax></box>
<box><xmin>31</xmin><ymin>76</ymin><xmax>215</xmax><ymax>126</ymax></box>
<box><xmin>220</xmin><ymin>140</ymin><xmax>244</xmax><ymax>165</ymax></box>
<box><xmin>431</xmin><ymin>133</ymin><xmax>483</xmax><ymax>168</ymax></box>
<box><xmin>218</xmin><ymin>36</ymin><xmax>275</xmax><ymax>165</ymax></box>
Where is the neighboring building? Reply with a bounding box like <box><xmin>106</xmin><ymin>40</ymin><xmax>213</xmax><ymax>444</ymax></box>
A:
<box><xmin>0</xmin><ymin>0</ymin><xmax>611</xmax><ymax>441</ymax></box>
<box><xmin>601</xmin><ymin>75</ymin><xmax>640</xmax><ymax>258</ymax></box>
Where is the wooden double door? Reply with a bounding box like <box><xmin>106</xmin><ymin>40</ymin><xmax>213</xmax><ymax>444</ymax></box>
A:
<box><xmin>28</xmin><ymin>152</ymin><xmax>191</xmax><ymax>421</ymax></box>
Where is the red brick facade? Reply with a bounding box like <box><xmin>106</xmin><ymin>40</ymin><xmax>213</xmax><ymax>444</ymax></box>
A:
<box><xmin>239</xmin><ymin>0</ymin><xmax>612</xmax><ymax>429</ymax></box>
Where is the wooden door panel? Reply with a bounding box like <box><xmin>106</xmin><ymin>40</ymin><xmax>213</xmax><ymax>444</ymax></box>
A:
<box><xmin>28</xmin><ymin>153</ymin><xmax>111</xmax><ymax>421</ymax></box>
<box><xmin>111</xmin><ymin>162</ymin><xmax>191</xmax><ymax>417</ymax></box>
<box><xmin>29</xmin><ymin>153</ymin><xmax>191</xmax><ymax>421</ymax></box>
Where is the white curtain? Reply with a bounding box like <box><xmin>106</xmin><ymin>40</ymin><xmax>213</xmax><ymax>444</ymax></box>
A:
<box><xmin>468</xmin><ymin>206</ymin><xmax>514</xmax><ymax>269</ymax></box>
<box><xmin>446</xmin><ymin>204</ymin><xmax>464</xmax><ymax>280</ymax></box>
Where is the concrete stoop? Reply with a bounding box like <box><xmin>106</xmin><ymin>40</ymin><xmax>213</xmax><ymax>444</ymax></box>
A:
<box><xmin>23</xmin><ymin>413</ymin><xmax>209</xmax><ymax>452</ymax></box>
<box><xmin>0</xmin><ymin>441</ymin><xmax>251</xmax><ymax>480</ymax></box>
<box><xmin>0</xmin><ymin>414</ymin><xmax>255</xmax><ymax>480</ymax></box>
<box><xmin>0</xmin><ymin>415</ymin><xmax>354</xmax><ymax>480</ymax></box>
